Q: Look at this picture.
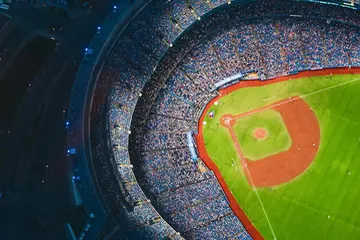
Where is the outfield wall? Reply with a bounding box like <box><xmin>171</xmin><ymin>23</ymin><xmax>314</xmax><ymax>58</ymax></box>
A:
<box><xmin>196</xmin><ymin>66</ymin><xmax>360</xmax><ymax>240</ymax></box>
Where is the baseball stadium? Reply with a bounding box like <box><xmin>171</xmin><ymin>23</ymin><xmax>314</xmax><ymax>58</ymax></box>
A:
<box><xmin>66</xmin><ymin>0</ymin><xmax>360</xmax><ymax>239</ymax></box>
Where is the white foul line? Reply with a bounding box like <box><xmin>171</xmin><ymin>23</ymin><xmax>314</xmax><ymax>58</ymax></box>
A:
<box><xmin>228</xmin><ymin>126</ymin><xmax>278</xmax><ymax>240</ymax></box>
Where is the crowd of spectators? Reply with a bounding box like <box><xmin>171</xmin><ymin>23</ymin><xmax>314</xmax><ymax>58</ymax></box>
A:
<box><xmin>140</xmin><ymin>149</ymin><xmax>194</xmax><ymax>172</ymax></box>
<box><xmin>169</xmin><ymin>195</ymin><xmax>233</xmax><ymax>231</ymax></box>
<box><xmin>90</xmin><ymin>22</ymin><xmax>180</xmax><ymax>238</ymax></box>
<box><xmin>136</xmin><ymin>140</ymin><xmax>248</xmax><ymax>238</ymax></box>
<box><xmin>145</xmin><ymin>113</ymin><xmax>197</xmax><ymax>132</ymax></box>
<box><xmin>151</xmin><ymin>91</ymin><xmax>196</xmax><ymax>119</ymax></box>
<box><xmin>88</xmin><ymin>0</ymin><xmax>360</xmax><ymax>239</ymax></box>
<box><xmin>179</xmin><ymin>18</ymin><xmax>360</xmax><ymax>81</ymax></box>
<box><xmin>130</xmin><ymin>4</ymin><xmax>360</xmax><ymax>239</ymax></box>
<box><xmin>125</xmin><ymin>0</ymin><xmax>360</xmax><ymax>53</ymax></box>
<box><xmin>104</xmin><ymin>58</ymin><xmax>181</xmax><ymax>238</ymax></box>
<box><xmin>89</xmin><ymin>61</ymin><xmax>181</xmax><ymax>239</ymax></box>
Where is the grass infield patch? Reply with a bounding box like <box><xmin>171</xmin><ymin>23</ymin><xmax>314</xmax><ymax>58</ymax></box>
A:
<box><xmin>232</xmin><ymin>109</ymin><xmax>292</xmax><ymax>161</ymax></box>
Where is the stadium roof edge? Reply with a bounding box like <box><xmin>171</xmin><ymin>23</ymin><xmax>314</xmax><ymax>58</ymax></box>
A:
<box><xmin>66</xmin><ymin>0</ymin><xmax>151</xmax><ymax>239</ymax></box>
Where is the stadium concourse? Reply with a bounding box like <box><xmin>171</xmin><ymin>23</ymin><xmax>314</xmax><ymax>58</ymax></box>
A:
<box><xmin>68</xmin><ymin>0</ymin><xmax>360</xmax><ymax>239</ymax></box>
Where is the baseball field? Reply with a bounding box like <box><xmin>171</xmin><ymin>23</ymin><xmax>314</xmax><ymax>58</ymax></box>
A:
<box><xmin>198</xmin><ymin>71</ymin><xmax>360</xmax><ymax>239</ymax></box>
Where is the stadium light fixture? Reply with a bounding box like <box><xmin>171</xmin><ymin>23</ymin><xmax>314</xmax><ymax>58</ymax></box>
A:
<box><xmin>170</xmin><ymin>43</ymin><xmax>173</xmax><ymax>47</ymax></box>
<box><xmin>85</xmin><ymin>48</ymin><xmax>93</xmax><ymax>55</ymax></box>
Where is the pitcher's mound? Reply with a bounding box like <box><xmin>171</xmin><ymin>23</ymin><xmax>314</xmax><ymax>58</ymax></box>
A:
<box><xmin>253</xmin><ymin>128</ymin><xmax>268</xmax><ymax>140</ymax></box>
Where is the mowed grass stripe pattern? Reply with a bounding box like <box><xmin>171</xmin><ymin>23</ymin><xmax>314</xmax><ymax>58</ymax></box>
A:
<box><xmin>202</xmin><ymin>75</ymin><xmax>360</xmax><ymax>239</ymax></box>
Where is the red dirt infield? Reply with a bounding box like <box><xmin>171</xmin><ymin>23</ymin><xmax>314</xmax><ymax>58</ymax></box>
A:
<box><xmin>196</xmin><ymin>67</ymin><xmax>360</xmax><ymax>239</ymax></box>
<box><xmin>253</xmin><ymin>128</ymin><xmax>268</xmax><ymax>140</ymax></box>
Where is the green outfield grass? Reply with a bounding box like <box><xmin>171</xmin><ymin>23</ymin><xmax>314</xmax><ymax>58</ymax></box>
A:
<box><xmin>202</xmin><ymin>74</ymin><xmax>360</xmax><ymax>239</ymax></box>
<box><xmin>232</xmin><ymin>109</ymin><xmax>292</xmax><ymax>160</ymax></box>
